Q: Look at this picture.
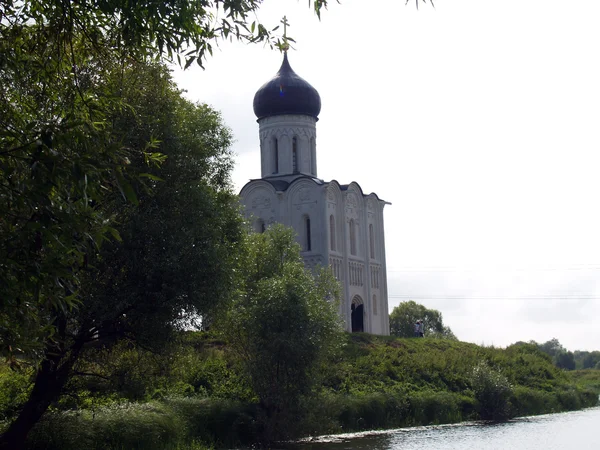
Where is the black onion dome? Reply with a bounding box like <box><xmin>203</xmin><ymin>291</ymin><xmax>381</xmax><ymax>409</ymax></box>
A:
<box><xmin>253</xmin><ymin>52</ymin><xmax>321</xmax><ymax>120</ymax></box>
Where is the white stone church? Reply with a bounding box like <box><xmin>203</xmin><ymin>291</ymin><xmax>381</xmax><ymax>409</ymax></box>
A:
<box><xmin>239</xmin><ymin>52</ymin><xmax>391</xmax><ymax>335</ymax></box>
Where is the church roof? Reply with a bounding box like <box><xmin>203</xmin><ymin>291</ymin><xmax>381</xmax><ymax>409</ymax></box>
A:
<box><xmin>253</xmin><ymin>52</ymin><xmax>321</xmax><ymax>120</ymax></box>
<box><xmin>240</xmin><ymin>176</ymin><xmax>388</xmax><ymax>204</ymax></box>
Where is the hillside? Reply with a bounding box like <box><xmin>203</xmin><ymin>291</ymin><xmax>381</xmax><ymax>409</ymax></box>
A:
<box><xmin>2</xmin><ymin>333</ymin><xmax>598</xmax><ymax>449</ymax></box>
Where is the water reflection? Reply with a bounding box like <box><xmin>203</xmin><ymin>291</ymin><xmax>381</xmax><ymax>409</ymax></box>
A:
<box><xmin>292</xmin><ymin>407</ymin><xmax>600</xmax><ymax>450</ymax></box>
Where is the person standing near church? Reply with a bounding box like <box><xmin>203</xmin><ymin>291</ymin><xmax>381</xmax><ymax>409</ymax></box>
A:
<box><xmin>414</xmin><ymin>321</ymin><xmax>420</xmax><ymax>337</ymax></box>
<box><xmin>418</xmin><ymin>320</ymin><xmax>424</xmax><ymax>337</ymax></box>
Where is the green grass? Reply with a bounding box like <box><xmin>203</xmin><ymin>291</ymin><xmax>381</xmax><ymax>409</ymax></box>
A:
<box><xmin>24</xmin><ymin>398</ymin><xmax>254</xmax><ymax>450</ymax></box>
<box><xmin>3</xmin><ymin>332</ymin><xmax>598</xmax><ymax>449</ymax></box>
<box><xmin>570</xmin><ymin>369</ymin><xmax>600</xmax><ymax>394</ymax></box>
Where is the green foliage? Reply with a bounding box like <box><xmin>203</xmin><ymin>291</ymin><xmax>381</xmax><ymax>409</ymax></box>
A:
<box><xmin>389</xmin><ymin>301</ymin><xmax>456</xmax><ymax>339</ymax></box>
<box><xmin>536</xmin><ymin>338</ymin><xmax>564</xmax><ymax>358</ymax></box>
<box><xmin>85</xmin><ymin>63</ymin><xmax>245</xmax><ymax>347</ymax></box>
<box><xmin>0</xmin><ymin>0</ymin><xmax>330</xmax><ymax>365</ymax></box>
<box><xmin>574</xmin><ymin>350</ymin><xmax>600</xmax><ymax>369</ymax></box>
<box><xmin>1</xmin><ymin>46</ymin><xmax>245</xmax><ymax>445</ymax></box>
<box><xmin>0</xmin><ymin>23</ymin><xmax>140</xmax><ymax>360</ymax></box>
<box><xmin>407</xmin><ymin>391</ymin><xmax>472</xmax><ymax>425</ymax></box>
<box><xmin>222</xmin><ymin>224</ymin><xmax>344</xmax><ymax>440</ymax></box>
<box><xmin>63</xmin><ymin>335</ymin><xmax>252</xmax><ymax>410</ymax></box>
<box><xmin>0</xmin><ymin>366</ymin><xmax>32</xmax><ymax>422</ymax></box>
<box><xmin>509</xmin><ymin>386</ymin><xmax>561</xmax><ymax>416</ymax></box>
<box><xmin>320</xmin><ymin>335</ymin><xmax>593</xmax><ymax>422</ymax></box>
<box><xmin>6</xmin><ymin>333</ymin><xmax>597</xmax><ymax>448</ymax></box>
<box><xmin>24</xmin><ymin>397</ymin><xmax>259</xmax><ymax>450</ymax></box>
<box><xmin>530</xmin><ymin>339</ymin><xmax>588</xmax><ymax>371</ymax></box>
<box><xmin>0</xmin><ymin>0</ymin><xmax>325</xmax><ymax>73</ymax></box>
<box><xmin>307</xmin><ymin>392</ymin><xmax>411</xmax><ymax>433</ymax></box>
<box><xmin>570</xmin><ymin>369</ymin><xmax>600</xmax><ymax>394</ymax></box>
<box><xmin>554</xmin><ymin>350</ymin><xmax>576</xmax><ymax>370</ymax></box>
<box><xmin>26</xmin><ymin>401</ymin><xmax>182</xmax><ymax>450</ymax></box>
<box><xmin>470</xmin><ymin>361</ymin><xmax>513</xmax><ymax>420</ymax></box>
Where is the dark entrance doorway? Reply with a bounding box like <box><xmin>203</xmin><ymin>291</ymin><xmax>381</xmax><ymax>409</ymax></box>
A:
<box><xmin>351</xmin><ymin>296</ymin><xmax>364</xmax><ymax>332</ymax></box>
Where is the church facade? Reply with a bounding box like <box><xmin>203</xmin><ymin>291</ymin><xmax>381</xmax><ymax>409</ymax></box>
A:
<box><xmin>239</xmin><ymin>52</ymin><xmax>390</xmax><ymax>335</ymax></box>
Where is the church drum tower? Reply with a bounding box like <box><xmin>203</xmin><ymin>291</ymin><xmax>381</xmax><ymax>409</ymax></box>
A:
<box><xmin>239</xmin><ymin>51</ymin><xmax>391</xmax><ymax>335</ymax></box>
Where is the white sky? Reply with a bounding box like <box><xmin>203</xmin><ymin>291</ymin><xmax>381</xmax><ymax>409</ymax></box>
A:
<box><xmin>173</xmin><ymin>0</ymin><xmax>600</xmax><ymax>352</ymax></box>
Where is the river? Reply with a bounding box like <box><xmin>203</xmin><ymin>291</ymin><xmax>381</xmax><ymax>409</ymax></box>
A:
<box><xmin>292</xmin><ymin>406</ymin><xmax>600</xmax><ymax>450</ymax></box>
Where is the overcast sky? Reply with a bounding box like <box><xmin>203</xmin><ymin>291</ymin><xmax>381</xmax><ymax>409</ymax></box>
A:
<box><xmin>173</xmin><ymin>0</ymin><xmax>600</xmax><ymax>351</ymax></box>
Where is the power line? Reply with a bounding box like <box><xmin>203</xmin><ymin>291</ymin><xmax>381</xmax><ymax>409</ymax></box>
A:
<box><xmin>388</xmin><ymin>294</ymin><xmax>600</xmax><ymax>301</ymax></box>
<box><xmin>387</xmin><ymin>265</ymin><xmax>600</xmax><ymax>273</ymax></box>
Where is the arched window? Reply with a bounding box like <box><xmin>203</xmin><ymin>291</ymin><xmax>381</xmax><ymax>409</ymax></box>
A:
<box><xmin>292</xmin><ymin>136</ymin><xmax>298</xmax><ymax>173</ymax></box>
<box><xmin>304</xmin><ymin>215</ymin><xmax>311</xmax><ymax>252</ymax></box>
<box><xmin>272</xmin><ymin>137</ymin><xmax>279</xmax><ymax>174</ymax></box>
<box><xmin>369</xmin><ymin>223</ymin><xmax>375</xmax><ymax>259</ymax></box>
<box><xmin>349</xmin><ymin>219</ymin><xmax>356</xmax><ymax>256</ymax></box>
<box><xmin>329</xmin><ymin>215</ymin><xmax>336</xmax><ymax>251</ymax></box>
<box><xmin>310</xmin><ymin>136</ymin><xmax>316</xmax><ymax>174</ymax></box>
<box><xmin>373</xmin><ymin>294</ymin><xmax>378</xmax><ymax>315</ymax></box>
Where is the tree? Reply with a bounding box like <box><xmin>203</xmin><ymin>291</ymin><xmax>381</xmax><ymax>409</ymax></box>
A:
<box><xmin>389</xmin><ymin>301</ymin><xmax>456</xmax><ymax>339</ymax></box>
<box><xmin>0</xmin><ymin>0</ymin><xmax>326</xmax><ymax>363</ymax></box>
<box><xmin>554</xmin><ymin>351</ymin><xmax>576</xmax><ymax>371</ymax></box>
<box><xmin>1</xmin><ymin>1</ymin><xmax>430</xmax><ymax>446</ymax></box>
<box><xmin>470</xmin><ymin>361</ymin><xmax>513</xmax><ymax>420</ymax></box>
<box><xmin>537</xmin><ymin>338</ymin><xmax>565</xmax><ymax>358</ymax></box>
<box><xmin>581</xmin><ymin>351</ymin><xmax>600</xmax><ymax>369</ymax></box>
<box><xmin>0</xmin><ymin>58</ymin><xmax>243</xmax><ymax>449</ymax></box>
<box><xmin>222</xmin><ymin>225</ymin><xmax>344</xmax><ymax>441</ymax></box>
<box><xmin>1</xmin><ymin>1</ymin><xmax>330</xmax><ymax>446</ymax></box>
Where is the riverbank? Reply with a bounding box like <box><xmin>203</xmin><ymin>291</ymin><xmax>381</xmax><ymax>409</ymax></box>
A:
<box><xmin>3</xmin><ymin>333</ymin><xmax>599</xmax><ymax>449</ymax></box>
<box><xmin>292</xmin><ymin>406</ymin><xmax>600</xmax><ymax>450</ymax></box>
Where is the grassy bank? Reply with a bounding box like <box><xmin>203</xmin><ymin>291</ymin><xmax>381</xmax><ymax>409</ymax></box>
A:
<box><xmin>2</xmin><ymin>333</ymin><xmax>598</xmax><ymax>449</ymax></box>
<box><xmin>306</xmin><ymin>334</ymin><xmax>599</xmax><ymax>434</ymax></box>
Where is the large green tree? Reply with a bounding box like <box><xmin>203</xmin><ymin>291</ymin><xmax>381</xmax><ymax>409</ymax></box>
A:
<box><xmin>0</xmin><ymin>0</ymin><xmax>323</xmax><ymax>363</ymax></box>
<box><xmin>0</xmin><ymin>55</ymin><xmax>243</xmax><ymax>448</ymax></box>
<box><xmin>0</xmin><ymin>1</ymin><xmax>329</xmax><ymax>446</ymax></box>
<box><xmin>223</xmin><ymin>225</ymin><xmax>344</xmax><ymax>441</ymax></box>
<box><xmin>389</xmin><ymin>300</ymin><xmax>456</xmax><ymax>339</ymax></box>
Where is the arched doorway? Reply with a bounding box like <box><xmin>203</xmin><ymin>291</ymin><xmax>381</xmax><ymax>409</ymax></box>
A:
<box><xmin>351</xmin><ymin>295</ymin><xmax>364</xmax><ymax>333</ymax></box>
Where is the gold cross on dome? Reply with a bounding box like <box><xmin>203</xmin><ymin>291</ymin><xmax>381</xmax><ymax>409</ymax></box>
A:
<box><xmin>281</xmin><ymin>15</ymin><xmax>290</xmax><ymax>52</ymax></box>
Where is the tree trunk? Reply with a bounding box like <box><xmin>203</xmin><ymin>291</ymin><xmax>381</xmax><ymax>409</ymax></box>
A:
<box><xmin>0</xmin><ymin>335</ymin><xmax>85</xmax><ymax>450</ymax></box>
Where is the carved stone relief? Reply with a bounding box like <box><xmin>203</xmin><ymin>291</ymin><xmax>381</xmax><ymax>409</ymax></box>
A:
<box><xmin>299</xmin><ymin>188</ymin><xmax>311</xmax><ymax>202</ymax></box>
<box><xmin>293</xmin><ymin>186</ymin><xmax>316</xmax><ymax>209</ymax></box>
<box><xmin>252</xmin><ymin>195</ymin><xmax>271</xmax><ymax>209</ymax></box>
<box><xmin>346</xmin><ymin>193</ymin><xmax>358</xmax><ymax>208</ymax></box>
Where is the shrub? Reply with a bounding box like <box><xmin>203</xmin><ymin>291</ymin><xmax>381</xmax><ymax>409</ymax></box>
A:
<box><xmin>470</xmin><ymin>361</ymin><xmax>513</xmax><ymax>420</ymax></box>
<box><xmin>510</xmin><ymin>386</ymin><xmax>560</xmax><ymax>416</ymax></box>
<box><xmin>25</xmin><ymin>398</ymin><xmax>255</xmax><ymax>450</ymax></box>
<box><xmin>0</xmin><ymin>365</ymin><xmax>32</xmax><ymax>421</ymax></box>
<box><xmin>26</xmin><ymin>402</ymin><xmax>182</xmax><ymax>450</ymax></box>
<box><xmin>407</xmin><ymin>391</ymin><xmax>466</xmax><ymax>425</ymax></box>
<box><xmin>326</xmin><ymin>393</ymin><xmax>410</xmax><ymax>431</ymax></box>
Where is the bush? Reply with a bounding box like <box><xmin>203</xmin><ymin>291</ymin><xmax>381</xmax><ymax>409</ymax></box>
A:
<box><xmin>509</xmin><ymin>386</ymin><xmax>560</xmax><ymax>416</ymax></box>
<box><xmin>408</xmin><ymin>391</ymin><xmax>470</xmax><ymax>425</ymax></box>
<box><xmin>25</xmin><ymin>398</ymin><xmax>256</xmax><ymax>450</ymax></box>
<box><xmin>163</xmin><ymin>397</ymin><xmax>257</xmax><ymax>447</ymax></box>
<box><xmin>27</xmin><ymin>402</ymin><xmax>182</xmax><ymax>450</ymax></box>
<box><xmin>223</xmin><ymin>225</ymin><xmax>344</xmax><ymax>442</ymax></box>
<box><xmin>0</xmin><ymin>365</ymin><xmax>32</xmax><ymax>421</ymax></box>
<box><xmin>470</xmin><ymin>361</ymin><xmax>513</xmax><ymax>420</ymax></box>
<box><xmin>556</xmin><ymin>387</ymin><xmax>582</xmax><ymax>411</ymax></box>
<box><xmin>324</xmin><ymin>393</ymin><xmax>410</xmax><ymax>431</ymax></box>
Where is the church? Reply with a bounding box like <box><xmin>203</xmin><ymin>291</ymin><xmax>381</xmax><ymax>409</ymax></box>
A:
<box><xmin>239</xmin><ymin>50</ymin><xmax>391</xmax><ymax>335</ymax></box>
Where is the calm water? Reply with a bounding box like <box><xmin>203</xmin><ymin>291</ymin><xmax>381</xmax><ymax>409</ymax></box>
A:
<box><xmin>292</xmin><ymin>406</ymin><xmax>600</xmax><ymax>450</ymax></box>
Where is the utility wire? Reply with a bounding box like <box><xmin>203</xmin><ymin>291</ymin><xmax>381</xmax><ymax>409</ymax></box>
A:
<box><xmin>388</xmin><ymin>264</ymin><xmax>600</xmax><ymax>273</ymax></box>
<box><xmin>388</xmin><ymin>295</ymin><xmax>600</xmax><ymax>301</ymax></box>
